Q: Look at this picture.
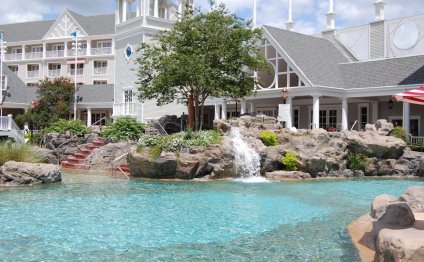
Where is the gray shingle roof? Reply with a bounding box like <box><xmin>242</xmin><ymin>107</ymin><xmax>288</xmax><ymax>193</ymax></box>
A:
<box><xmin>0</xmin><ymin>20</ymin><xmax>55</xmax><ymax>42</ymax></box>
<box><xmin>0</xmin><ymin>10</ymin><xmax>115</xmax><ymax>42</ymax></box>
<box><xmin>2</xmin><ymin>63</ymin><xmax>36</xmax><ymax>104</ymax></box>
<box><xmin>263</xmin><ymin>25</ymin><xmax>349</xmax><ymax>87</ymax></box>
<box><xmin>77</xmin><ymin>84</ymin><xmax>114</xmax><ymax>103</ymax></box>
<box><xmin>339</xmin><ymin>55</ymin><xmax>424</xmax><ymax>88</ymax></box>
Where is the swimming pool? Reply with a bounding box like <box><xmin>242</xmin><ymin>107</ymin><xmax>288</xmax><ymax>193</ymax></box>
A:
<box><xmin>1</xmin><ymin>174</ymin><xmax>423</xmax><ymax>261</ymax></box>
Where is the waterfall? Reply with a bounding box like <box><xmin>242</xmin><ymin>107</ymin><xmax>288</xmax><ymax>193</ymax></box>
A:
<box><xmin>229</xmin><ymin>127</ymin><xmax>268</xmax><ymax>183</ymax></box>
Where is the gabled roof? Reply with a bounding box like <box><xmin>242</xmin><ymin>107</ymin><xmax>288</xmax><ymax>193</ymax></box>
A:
<box><xmin>263</xmin><ymin>25</ymin><xmax>349</xmax><ymax>88</ymax></box>
<box><xmin>2</xmin><ymin>63</ymin><xmax>36</xmax><ymax>104</ymax></box>
<box><xmin>339</xmin><ymin>55</ymin><xmax>424</xmax><ymax>89</ymax></box>
<box><xmin>0</xmin><ymin>10</ymin><xmax>115</xmax><ymax>43</ymax></box>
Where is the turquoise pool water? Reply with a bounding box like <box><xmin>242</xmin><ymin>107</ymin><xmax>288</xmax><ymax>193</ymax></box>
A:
<box><xmin>1</xmin><ymin>175</ymin><xmax>424</xmax><ymax>261</ymax></box>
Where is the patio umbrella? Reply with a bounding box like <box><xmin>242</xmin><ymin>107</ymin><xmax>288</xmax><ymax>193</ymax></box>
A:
<box><xmin>393</xmin><ymin>86</ymin><xmax>424</xmax><ymax>105</ymax></box>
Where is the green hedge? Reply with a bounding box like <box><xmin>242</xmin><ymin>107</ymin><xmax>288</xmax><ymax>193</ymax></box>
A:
<box><xmin>346</xmin><ymin>152</ymin><xmax>366</xmax><ymax>171</ymax></box>
<box><xmin>281</xmin><ymin>152</ymin><xmax>298</xmax><ymax>171</ymax></box>
<box><xmin>102</xmin><ymin>117</ymin><xmax>147</xmax><ymax>142</ymax></box>
<box><xmin>0</xmin><ymin>142</ymin><xmax>40</xmax><ymax>166</ymax></box>
<box><xmin>44</xmin><ymin>119</ymin><xmax>90</xmax><ymax>136</ymax></box>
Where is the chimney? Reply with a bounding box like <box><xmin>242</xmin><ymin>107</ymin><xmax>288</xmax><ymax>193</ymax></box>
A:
<box><xmin>326</xmin><ymin>0</ymin><xmax>336</xmax><ymax>30</ymax></box>
<box><xmin>285</xmin><ymin>0</ymin><xmax>295</xmax><ymax>31</ymax></box>
<box><xmin>374</xmin><ymin>0</ymin><xmax>385</xmax><ymax>21</ymax></box>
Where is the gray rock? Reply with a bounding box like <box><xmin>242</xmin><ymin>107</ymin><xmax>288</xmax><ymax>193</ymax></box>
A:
<box><xmin>342</xmin><ymin>169</ymin><xmax>354</xmax><ymax>177</ymax></box>
<box><xmin>370</xmin><ymin>194</ymin><xmax>398</xmax><ymax>219</ymax></box>
<box><xmin>399</xmin><ymin>186</ymin><xmax>424</xmax><ymax>213</ymax></box>
<box><xmin>0</xmin><ymin>161</ymin><xmax>61</xmax><ymax>186</ymax></box>
<box><xmin>265</xmin><ymin>171</ymin><xmax>311</xmax><ymax>180</ymax></box>
<box><xmin>375</xmin><ymin>119</ymin><xmax>394</xmax><ymax>136</ymax></box>
<box><xmin>364</xmin><ymin>124</ymin><xmax>377</xmax><ymax>132</ymax></box>
<box><xmin>31</xmin><ymin>147</ymin><xmax>59</xmax><ymax>165</ymax></box>
<box><xmin>86</xmin><ymin>142</ymin><xmax>135</xmax><ymax>170</ymax></box>
<box><xmin>377</xmin><ymin>159</ymin><xmax>397</xmax><ymax>176</ymax></box>
<box><xmin>375</xmin><ymin>228</ymin><xmax>424</xmax><ymax>262</ymax></box>
<box><xmin>372</xmin><ymin>202</ymin><xmax>415</xmax><ymax>238</ymax></box>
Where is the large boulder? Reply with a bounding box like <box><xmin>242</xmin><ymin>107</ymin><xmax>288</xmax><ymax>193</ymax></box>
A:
<box><xmin>345</xmin><ymin>131</ymin><xmax>406</xmax><ymax>159</ymax></box>
<box><xmin>86</xmin><ymin>142</ymin><xmax>135</xmax><ymax>170</ymax></box>
<box><xmin>375</xmin><ymin>228</ymin><xmax>424</xmax><ymax>262</ymax></box>
<box><xmin>371</xmin><ymin>194</ymin><xmax>398</xmax><ymax>219</ymax></box>
<box><xmin>31</xmin><ymin>147</ymin><xmax>59</xmax><ymax>165</ymax></box>
<box><xmin>265</xmin><ymin>171</ymin><xmax>311</xmax><ymax>180</ymax></box>
<box><xmin>399</xmin><ymin>186</ymin><xmax>424</xmax><ymax>213</ymax></box>
<box><xmin>375</xmin><ymin>119</ymin><xmax>394</xmax><ymax>136</ymax></box>
<box><xmin>128</xmin><ymin>151</ymin><xmax>178</xmax><ymax>179</ymax></box>
<box><xmin>0</xmin><ymin>161</ymin><xmax>61</xmax><ymax>186</ymax></box>
<box><xmin>372</xmin><ymin>202</ymin><xmax>415</xmax><ymax>238</ymax></box>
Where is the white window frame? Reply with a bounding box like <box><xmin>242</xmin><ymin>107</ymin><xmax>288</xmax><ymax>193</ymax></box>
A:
<box><xmin>358</xmin><ymin>103</ymin><xmax>370</xmax><ymax>131</ymax></box>
<box><xmin>308</xmin><ymin>106</ymin><xmax>341</xmax><ymax>129</ymax></box>
<box><xmin>8</xmin><ymin>65</ymin><xmax>19</xmax><ymax>73</ymax></box>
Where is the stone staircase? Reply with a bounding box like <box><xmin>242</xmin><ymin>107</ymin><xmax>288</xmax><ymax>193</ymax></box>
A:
<box><xmin>61</xmin><ymin>138</ymin><xmax>106</xmax><ymax>169</ymax></box>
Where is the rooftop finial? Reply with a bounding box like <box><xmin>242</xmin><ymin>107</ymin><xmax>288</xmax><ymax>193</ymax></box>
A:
<box><xmin>374</xmin><ymin>0</ymin><xmax>385</xmax><ymax>21</ymax></box>
<box><xmin>286</xmin><ymin>0</ymin><xmax>295</xmax><ymax>31</ymax></box>
<box><xmin>326</xmin><ymin>0</ymin><xmax>336</xmax><ymax>30</ymax></box>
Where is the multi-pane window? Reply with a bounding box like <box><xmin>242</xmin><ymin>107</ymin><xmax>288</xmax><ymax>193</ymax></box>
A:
<box><xmin>124</xmin><ymin>90</ymin><xmax>133</xmax><ymax>103</ymax></box>
<box><xmin>319</xmin><ymin>110</ymin><xmax>327</xmax><ymax>129</ymax></box>
<box><xmin>94</xmin><ymin>61</ymin><xmax>107</xmax><ymax>75</ymax></box>
<box><xmin>48</xmin><ymin>64</ymin><xmax>61</xmax><ymax>77</ymax></box>
<box><xmin>91</xmin><ymin>112</ymin><xmax>107</xmax><ymax>126</ymax></box>
<box><xmin>257</xmin><ymin>40</ymin><xmax>302</xmax><ymax>90</ymax></box>
<box><xmin>27</xmin><ymin>64</ymin><xmax>40</xmax><ymax>78</ymax></box>
<box><xmin>329</xmin><ymin>110</ymin><xmax>337</xmax><ymax>127</ymax></box>
<box><xmin>70</xmin><ymin>63</ymin><xmax>84</xmax><ymax>76</ymax></box>
<box><xmin>93</xmin><ymin>80</ymin><xmax>107</xmax><ymax>85</ymax></box>
<box><xmin>8</xmin><ymin>65</ymin><xmax>18</xmax><ymax>74</ymax></box>
<box><xmin>293</xmin><ymin>109</ymin><xmax>299</xmax><ymax>129</ymax></box>
<box><xmin>360</xmin><ymin>106</ymin><xmax>368</xmax><ymax>130</ymax></box>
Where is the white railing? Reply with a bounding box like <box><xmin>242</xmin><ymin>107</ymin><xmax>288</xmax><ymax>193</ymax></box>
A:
<box><xmin>68</xmin><ymin>49</ymin><xmax>87</xmax><ymax>56</ymax></box>
<box><xmin>93</xmin><ymin>67</ymin><xmax>107</xmax><ymax>75</ymax></box>
<box><xmin>410</xmin><ymin>135</ymin><xmax>424</xmax><ymax>149</ymax></box>
<box><xmin>46</xmin><ymin>50</ymin><xmax>65</xmax><ymax>58</ymax></box>
<box><xmin>114</xmin><ymin>102</ymin><xmax>136</xmax><ymax>116</ymax></box>
<box><xmin>70</xmin><ymin>68</ymin><xmax>84</xmax><ymax>76</ymax></box>
<box><xmin>48</xmin><ymin>69</ymin><xmax>61</xmax><ymax>77</ymax></box>
<box><xmin>27</xmin><ymin>71</ymin><xmax>40</xmax><ymax>78</ymax></box>
<box><xmin>91</xmin><ymin>47</ymin><xmax>112</xmax><ymax>55</ymax></box>
<box><xmin>111</xmin><ymin>153</ymin><xmax>130</xmax><ymax>179</ymax></box>
<box><xmin>26</xmin><ymin>52</ymin><xmax>43</xmax><ymax>59</ymax></box>
<box><xmin>0</xmin><ymin>116</ymin><xmax>24</xmax><ymax>143</ymax></box>
<box><xmin>5</xmin><ymin>53</ymin><xmax>22</xmax><ymax>61</ymax></box>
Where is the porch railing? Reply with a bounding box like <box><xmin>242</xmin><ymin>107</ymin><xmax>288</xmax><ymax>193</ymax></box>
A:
<box><xmin>114</xmin><ymin>102</ymin><xmax>136</xmax><ymax>116</ymax></box>
<box><xmin>0</xmin><ymin>116</ymin><xmax>25</xmax><ymax>143</ymax></box>
<box><xmin>409</xmin><ymin>135</ymin><xmax>424</xmax><ymax>149</ymax></box>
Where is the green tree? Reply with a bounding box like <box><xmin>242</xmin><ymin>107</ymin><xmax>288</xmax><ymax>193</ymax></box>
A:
<box><xmin>15</xmin><ymin>77</ymin><xmax>75</xmax><ymax>130</ymax></box>
<box><xmin>135</xmin><ymin>2</ymin><xmax>268</xmax><ymax>130</ymax></box>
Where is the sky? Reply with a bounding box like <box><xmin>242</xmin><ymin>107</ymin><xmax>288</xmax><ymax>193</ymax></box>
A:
<box><xmin>0</xmin><ymin>0</ymin><xmax>423</xmax><ymax>34</ymax></box>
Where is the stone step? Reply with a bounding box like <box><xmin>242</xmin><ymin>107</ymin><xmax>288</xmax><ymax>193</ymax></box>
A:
<box><xmin>61</xmin><ymin>161</ymin><xmax>90</xmax><ymax>170</ymax></box>
<box><xmin>73</xmin><ymin>153</ymin><xmax>87</xmax><ymax>159</ymax></box>
<box><xmin>67</xmin><ymin>157</ymin><xmax>86</xmax><ymax>163</ymax></box>
<box><xmin>92</xmin><ymin>140</ymin><xmax>105</xmax><ymax>146</ymax></box>
<box><xmin>85</xmin><ymin>144</ymin><xmax>100</xmax><ymax>150</ymax></box>
<box><xmin>78</xmin><ymin>148</ymin><xmax>92</xmax><ymax>154</ymax></box>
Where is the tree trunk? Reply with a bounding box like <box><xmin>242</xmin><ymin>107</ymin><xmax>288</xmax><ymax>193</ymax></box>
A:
<box><xmin>194</xmin><ymin>98</ymin><xmax>200</xmax><ymax>131</ymax></box>
<box><xmin>199</xmin><ymin>102</ymin><xmax>205</xmax><ymax>131</ymax></box>
<box><xmin>188</xmin><ymin>94</ymin><xmax>195</xmax><ymax>130</ymax></box>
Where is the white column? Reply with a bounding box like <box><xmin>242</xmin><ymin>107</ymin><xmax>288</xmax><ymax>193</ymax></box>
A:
<box><xmin>154</xmin><ymin>0</ymin><xmax>159</xmax><ymax>17</ymax></box>
<box><xmin>372</xmin><ymin>101</ymin><xmax>379</xmax><ymax>124</ymax></box>
<box><xmin>7</xmin><ymin>114</ymin><xmax>13</xmax><ymax>130</ymax></box>
<box><xmin>250</xmin><ymin>102</ymin><xmax>255</xmax><ymax>115</ymax></box>
<box><xmin>403</xmin><ymin>102</ymin><xmax>411</xmax><ymax>135</ymax></box>
<box><xmin>214</xmin><ymin>102</ymin><xmax>221</xmax><ymax>120</ymax></box>
<box><xmin>64</xmin><ymin>42</ymin><xmax>68</xmax><ymax>57</ymax></box>
<box><xmin>342</xmin><ymin>97</ymin><xmax>349</xmax><ymax>131</ymax></box>
<box><xmin>286</xmin><ymin>96</ymin><xmax>293</xmax><ymax>129</ymax></box>
<box><xmin>143</xmin><ymin>0</ymin><xmax>147</xmax><ymax>25</ymax></box>
<box><xmin>22</xmin><ymin>45</ymin><xmax>26</xmax><ymax>59</ymax></box>
<box><xmin>42</xmin><ymin>43</ymin><xmax>46</xmax><ymax>59</ymax></box>
<box><xmin>122</xmin><ymin>0</ymin><xmax>128</xmax><ymax>22</ymax></box>
<box><xmin>240</xmin><ymin>101</ymin><xmax>247</xmax><ymax>115</ymax></box>
<box><xmin>87</xmin><ymin>108</ymin><xmax>92</xmax><ymax>127</ymax></box>
<box><xmin>221</xmin><ymin>101</ymin><xmax>227</xmax><ymax>120</ymax></box>
<box><xmin>86</xmin><ymin>41</ymin><xmax>91</xmax><ymax>56</ymax></box>
<box><xmin>116</xmin><ymin>0</ymin><xmax>121</xmax><ymax>24</ymax></box>
<box><xmin>312</xmin><ymin>96</ymin><xmax>320</xmax><ymax>129</ymax></box>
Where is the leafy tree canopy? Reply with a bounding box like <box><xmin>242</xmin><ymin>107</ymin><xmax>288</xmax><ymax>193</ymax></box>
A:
<box><xmin>136</xmin><ymin>1</ymin><xmax>268</xmax><ymax>130</ymax></box>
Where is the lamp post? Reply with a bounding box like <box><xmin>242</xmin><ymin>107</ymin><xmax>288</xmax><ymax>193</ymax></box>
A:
<box><xmin>71</xmin><ymin>29</ymin><xmax>81</xmax><ymax>120</ymax></box>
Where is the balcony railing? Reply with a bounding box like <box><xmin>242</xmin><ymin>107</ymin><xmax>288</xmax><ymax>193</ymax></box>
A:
<box><xmin>70</xmin><ymin>68</ymin><xmax>84</xmax><ymax>76</ymax></box>
<box><xmin>114</xmin><ymin>102</ymin><xmax>136</xmax><ymax>116</ymax></box>
<box><xmin>26</xmin><ymin>52</ymin><xmax>43</xmax><ymax>59</ymax></box>
<box><xmin>46</xmin><ymin>50</ymin><xmax>65</xmax><ymax>58</ymax></box>
<box><xmin>48</xmin><ymin>69</ymin><xmax>61</xmax><ymax>77</ymax></box>
<box><xmin>91</xmin><ymin>47</ymin><xmax>112</xmax><ymax>55</ymax></box>
<box><xmin>68</xmin><ymin>49</ymin><xmax>87</xmax><ymax>56</ymax></box>
<box><xmin>93</xmin><ymin>67</ymin><xmax>107</xmax><ymax>75</ymax></box>
<box><xmin>27</xmin><ymin>71</ymin><xmax>40</xmax><ymax>78</ymax></box>
<box><xmin>5</xmin><ymin>53</ymin><xmax>22</xmax><ymax>61</ymax></box>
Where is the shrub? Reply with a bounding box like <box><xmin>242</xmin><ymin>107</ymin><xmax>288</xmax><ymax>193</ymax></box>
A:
<box><xmin>281</xmin><ymin>151</ymin><xmax>298</xmax><ymax>171</ymax></box>
<box><xmin>0</xmin><ymin>142</ymin><xmax>40</xmax><ymax>166</ymax></box>
<box><xmin>346</xmin><ymin>152</ymin><xmax>366</xmax><ymax>171</ymax></box>
<box><xmin>102</xmin><ymin>117</ymin><xmax>147</xmax><ymax>142</ymax></box>
<box><xmin>137</xmin><ymin>130</ymin><xmax>221</xmax><ymax>156</ymax></box>
<box><xmin>391</xmin><ymin>126</ymin><xmax>407</xmax><ymax>142</ymax></box>
<box><xmin>44</xmin><ymin>119</ymin><xmax>90</xmax><ymax>136</ymax></box>
<box><xmin>259</xmin><ymin>130</ymin><xmax>279</xmax><ymax>146</ymax></box>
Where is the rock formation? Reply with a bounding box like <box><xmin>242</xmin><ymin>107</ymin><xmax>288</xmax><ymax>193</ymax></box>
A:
<box><xmin>0</xmin><ymin>161</ymin><xmax>61</xmax><ymax>186</ymax></box>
